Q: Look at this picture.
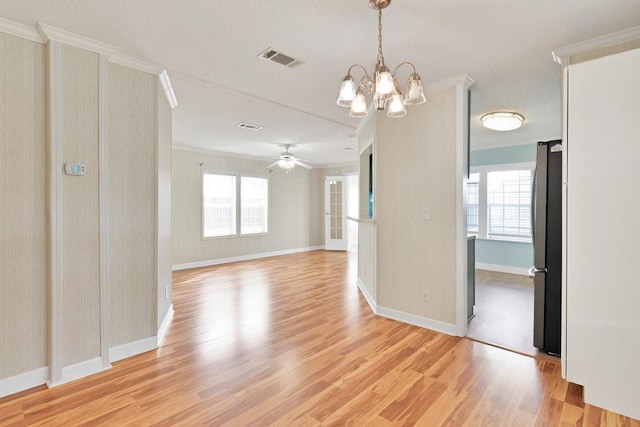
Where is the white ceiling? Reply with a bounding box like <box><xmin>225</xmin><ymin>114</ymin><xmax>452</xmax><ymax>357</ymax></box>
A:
<box><xmin>2</xmin><ymin>0</ymin><xmax>640</xmax><ymax>165</ymax></box>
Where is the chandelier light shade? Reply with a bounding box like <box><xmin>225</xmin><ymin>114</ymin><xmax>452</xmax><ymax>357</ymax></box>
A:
<box><xmin>387</xmin><ymin>92</ymin><xmax>407</xmax><ymax>118</ymax></box>
<box><xmin>337</xmin><ymin>77</ymin><xmax>357</xmax><ymax>107</ymax></box>
<box><xmin>405</xmin><ymin>73</ymin><xmax>427</xmax><ymax>106</ymax></box>
<box><xmin>349</xmin><ymin>91</ymin><xmax>369</xmax><ymax>118</ymax></box>
<box><xmin>480</xmin><ymin>112</ymin><xmax>525</xmax><ymax>131</ymax></box>
<box><xmin>336</xmin><ymin>0</ymin><xmax>426</xmax><ymax>119</ymax></box>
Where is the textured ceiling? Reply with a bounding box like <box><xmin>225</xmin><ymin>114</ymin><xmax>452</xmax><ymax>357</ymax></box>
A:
<box><xmin>2</xmin><ymin>0</ymin><xmax>640</xmax><ymax>165</ymax></box>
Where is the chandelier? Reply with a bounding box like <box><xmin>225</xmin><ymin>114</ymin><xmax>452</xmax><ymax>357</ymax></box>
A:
<box><xmin>336</xmin><ymin>0</ymin><xmax>426</xmax><ymax>119</ymax></box>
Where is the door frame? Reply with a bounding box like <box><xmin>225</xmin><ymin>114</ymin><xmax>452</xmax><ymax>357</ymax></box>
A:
<box><xmin>324</xmin><ymin>176</ymin><xmax>347</xmax><ymax>251</ymax></box>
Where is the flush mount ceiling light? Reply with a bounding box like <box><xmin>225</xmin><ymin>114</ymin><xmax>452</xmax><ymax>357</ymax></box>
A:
<box><xmin>336</xmin><ymin>0</ymin><xmax>426</xmax><ymax>119</ymax></box>
<box><xmin>480</xmin><ymin>112</ymin><xmax>525</xmax><ymax>131</ymax></box>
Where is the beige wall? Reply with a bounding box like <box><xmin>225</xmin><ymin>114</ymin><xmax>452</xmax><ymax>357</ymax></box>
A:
<box><xmin>172</xmin><ymin>149</ymin><xmax>324</xmax><ymax>266</ymax></box>
<box><xmin>58</xmin><ymin>44</ymin><xmax>102</xmax><ymax>366</ymax></box>
<box><xmin>0</xmin><ymin>22</ymin><xmax>171</xmax><ymax>395</ymax></box>
<box><xmin>376</xmin><ymin>88</ymin><xmax>458</xmax><ymax>324</ymax></box>
<box><xmin>356</xmin><ymin>82</ymin><xmax>467</xmax><ymax>329</ymax></box>
<box><xmin>0</xmin><ymin>32</ymin><xmax>47</xmax><ymax>379</ymax></box>
<box><xmin>108</xmin><ymin>63</ymin><xmax>158</xmax><ymax>346</ymax></box>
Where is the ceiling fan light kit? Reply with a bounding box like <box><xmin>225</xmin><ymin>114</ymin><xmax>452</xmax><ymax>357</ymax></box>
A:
<box><xmin>480</xmin><ymin>112</ymin><xmax>525</xmax><ymax>131</ymax></box>
<box><xmin>336</xmin><ymin>0</ymin><xmax>426</xmax><ymax>119</ymax></box>
<box><xmin>266</xmin><ymin>145</ymin><xmax>312</xmax><ymax>174</ymax></box>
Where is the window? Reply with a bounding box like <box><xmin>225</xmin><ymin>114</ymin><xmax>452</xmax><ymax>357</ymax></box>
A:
<box><xmin>467</xmin><ymin>173</ymin><xmax>480</xmax><ymax>233</ymax></box>
<box><xmin>240</xmin><ymin>177</ymin><xmax>269</xmax><ymax>235</ymax></box>
<box><xmin>487</xmin><ymin>170</ymin><xmax>532</xmax><ymax>240</ymax></box>
<box><xmin>203</xmin><ymin>174</ymin><xmax>236</xmax><ymax>237</ymax></box>
<box><xmin>466</xmin><ymin>163</ymin><xmax>532</xmax><ymax>242</ymax></box>
<box><xmin>203</xmin><ymin>173</ymin><xmax>269</xmax><ymax>238</ymax></box>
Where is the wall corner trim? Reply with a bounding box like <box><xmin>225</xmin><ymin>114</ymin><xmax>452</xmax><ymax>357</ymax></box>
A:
<box><xmin>159</xmin><ymin>70</ymin><xmax>178</xmax><ymax>108</ymax></box>
<box><xmin>109</xmin><ymin>337</ymin><xmax>158</xmax><ymax>364</ymax></box>
<box><xmin>37</xmin><ymin>22</ymin><xmax>117</xmax><ymax>55</ymax></box>
<box><xmin>172</xmin><ymin>246</ymin><xmax>325</xmax><ymax>271</ymax></box>
<box><xmin>0</xmin><ymin>17</ymin><xmax>43</xmax><ymax>43</ymax></box>
<box><xmin>357</xmin><ymin>279</ymin><xmax>377</xmax><ymax>314</ymax></box>
<box><xmin>426</xmin><ymin>74</ymin><xmax>475</xmax><ymax>93</ymax></box>
<box><xmin>157</xmin><ymin>304</ymin><xmax>175</xmax><ymax>346</ymax></box>
<box><xmin>0</xmin><ymin>367</ymin><xmax>49</xmax><ymax>399</ymax></box>
<box><xmin>552</xmin><ymin>25</ymin><xmax>640</xmax><ymax>64</ymax></box>
<box><xmin>47</xmin><ymin>358</ymin><xmax>112</xmax><ymax>389</ymax></box>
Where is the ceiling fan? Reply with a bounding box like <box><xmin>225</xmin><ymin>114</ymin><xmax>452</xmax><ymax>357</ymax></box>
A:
<box><xmin>267</xmin><ymin>145</ymin><xmax>312</xmax><ymax>173</ymax></box>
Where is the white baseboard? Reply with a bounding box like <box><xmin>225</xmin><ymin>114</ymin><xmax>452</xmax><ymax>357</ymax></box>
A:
<box><xmin>476</xmin><ymin>263</ymin><xmax>530</xmax><ymax>276</ymax></box>
<box><xmin>48</xmin><ymin>357</ymin><xmax>111</xmax><ymax>388</ymax></box>
<box><xmin>376</xmin><ymin>306</ymin><xmax>458</xmax><ymax>336</ymax></box>
<box><xmin>109</xmin><ymin>337</ymin><xmax>158</xmax><ymax>364</ymax></box>
<box><xmin>356</xmin><ymin>277</ymin><xmax>458</xmax><ymax>337</ymax></box>
<box><xmin>172</xmin><ymin>246</ymin><xmax>325</xmax><ymax>270</ymax></box>
<box><xmin>157</xmin><ymin>304</ymin><xmax>174</xmax><ymax>346</ymax></box>
<box><xmin>357</xmin><ymin>278</ymin><xmax>377</xmax><ymax>314</ymax></box>
<box><xmin>0</xmin><ymin>366</ymin><xmax>48</xmax><ymax>398</ymax></box>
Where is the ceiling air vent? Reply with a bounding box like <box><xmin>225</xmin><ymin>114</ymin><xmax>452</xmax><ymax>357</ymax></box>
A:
<box><xmin>258</xmin><ymin>47</ymin><xmax>303</xmax><ymax>68</ymax></box>
<box><xmin>237</xmin><ymin>123</ymin><xmax>263</xmax><ymax>131</ymax></box>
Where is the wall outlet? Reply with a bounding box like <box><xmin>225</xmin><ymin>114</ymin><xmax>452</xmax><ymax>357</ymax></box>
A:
<box><xmin>421</xmin><ymin>287</ymin><xmax>431</xmax><ymax>302</ymax></box>
<box><xmin>165</xmin><ymin>285</ymin><xmax>168</xmax><ymax>300</ymax></box>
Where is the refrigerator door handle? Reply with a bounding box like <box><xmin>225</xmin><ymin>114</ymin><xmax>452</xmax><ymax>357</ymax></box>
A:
<box><xmin>528</xmin><ymin>266</ymin><xmax>547</xmax><ymax>278</ymax></box>
<box><xmin>531</xmin><ymin>162</ymin><xmax>536</xmax><ymax>248</ymax></box>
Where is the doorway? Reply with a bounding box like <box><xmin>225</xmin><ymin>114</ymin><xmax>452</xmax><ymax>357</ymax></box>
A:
<box><xmin>346</xmin><ymin>174</ymin><xmax>358</xmax><ymax>253</ymax></box>
<box><xmin>467</xmin><ymin>269</ymin><xmax>539</xmax><ymax>356</ymax></box>
<box><xmin>324</xmin><ymin>176</ymin><xmax>347</xmax><ymax>251</ymax></box>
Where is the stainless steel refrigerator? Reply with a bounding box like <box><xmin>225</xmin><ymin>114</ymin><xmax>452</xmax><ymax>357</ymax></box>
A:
<box><xmin>531</xmin><ymin>140</ymin><xmax>562</xmax><ymax>356</ymax></box>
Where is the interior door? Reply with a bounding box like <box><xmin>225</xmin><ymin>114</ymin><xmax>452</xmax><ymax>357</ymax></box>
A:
<box><xmin>325</xmin><ymin>176</ymin><xmax>347</xmax><ymax>251</ymax></box>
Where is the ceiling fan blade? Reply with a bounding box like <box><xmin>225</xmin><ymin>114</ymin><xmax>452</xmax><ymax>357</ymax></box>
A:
<box><xmin>266</xmin><ymin>161</ymin><xmax>280</xmax><ymax>169</ymax></box>
<box><xmin>295</xmin><ymin>160</ymin><xmax>312</xmax><ymax>169</ymax></box>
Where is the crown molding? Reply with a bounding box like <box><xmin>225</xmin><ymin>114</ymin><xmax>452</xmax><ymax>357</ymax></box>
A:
<box><xmin>552</xmin><ymin>25</ymin><xmax>640</xmax><ymax>64</ymax></box>
<box><xmin>0</xmin><ymin>17</ymin><xmax>43</xmax><ymax>43</ymax></box>
<box><xmin>426</xmin><ymin>74</ymin><xmax>475</xmax><ymax>93</ymax></box>
<box><xmin>109</xmin><ymin>54</ymin><xmax>164</xmax><ymax>75</ymax></box>
<box><xmin>172</xmin><ymin>144</ymin><xmax>339</xmax><ymax>169</ymax></box>
<box><xmin>159</xmin><ymin>70</ymin><xmax>178</xmax><ymax>109</ymax></box>
<box><xmin>318</xmin><ymin>161</ymin><xmax>359</xmax><ymax>170</ymax></box>
<box><xmin>172</xmin><ymin>144</ymin><xmax>271</xmax><ymax>163</ymax></box>
<box><xmin>37</xmin><ymin>23</ymin><xmax>117</xmax><ymax>55</ymax></box>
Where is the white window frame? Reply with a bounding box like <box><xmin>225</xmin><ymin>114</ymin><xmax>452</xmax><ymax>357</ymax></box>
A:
<box><xmin>202</xmin><ymin>170</ymin><xmax>270</xmax><ymax>239</ymax></box>
<box><xmin>468</xmin><ymin>162</ymin><xmax>534</xmax><ymax>242</ymax></box>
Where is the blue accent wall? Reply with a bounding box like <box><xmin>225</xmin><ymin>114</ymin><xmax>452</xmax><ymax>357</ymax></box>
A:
<box><xmin>475</xmin><ymin>239</ymin><xmax>532</xmax><ymax>270</ymax></box>
<box><xmin>471</xmin><ymin>143</ymin><xmax>536</xmax><ymax>272</ymax></box>
<box><xmin>471</xmin><ymin>144</ymin><xmax>536</xmax><ymax>167</ymax></box>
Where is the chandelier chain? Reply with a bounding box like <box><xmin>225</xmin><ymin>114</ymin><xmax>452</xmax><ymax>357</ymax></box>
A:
<box><xmin>377</xmin><ymin>7</ymin><xmax>385</xmax><ymax>66</ymax></box>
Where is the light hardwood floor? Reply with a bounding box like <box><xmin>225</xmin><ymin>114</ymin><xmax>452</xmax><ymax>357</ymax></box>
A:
<box><xmin>467</xmin><ymin>269</ymin><xmax>547</xmax><ymax>358</ymax></box>
<box><xmin>1</xmin><ymin>250</ymin><xmax>637</xmax><ymax>426</ymax></box>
